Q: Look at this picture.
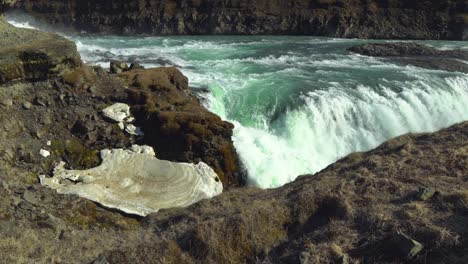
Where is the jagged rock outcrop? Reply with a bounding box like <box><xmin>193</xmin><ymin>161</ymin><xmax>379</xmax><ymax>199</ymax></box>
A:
<box><xmin>349</xmin><ymin>42</ymin><xmax>468</xmax><ymax>73</ymax></box>
<box><xmin>13</xmin><ymin>0</ymin><xmax>468</xmax><ymax>40</ymax></box>
<box><xmin>120</xmin><ymin>67</ymin><xmax>245</xmax><ymax>187</ymax></box>
<box><xmin>0</xmin><ymin>16</ymin><xmax>81</xmax><ymax>84</ymax></box>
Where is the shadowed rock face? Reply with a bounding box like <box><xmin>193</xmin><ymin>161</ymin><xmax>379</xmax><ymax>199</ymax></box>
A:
<box><xmin>0</xmin><ymin>0</ymin><xmax>16</xmax><ymax>13</ymax></box>
<box><xmin>14</xmin><ymin>0</ymin><xmax>468</xmax><ymax>40</ymax></box>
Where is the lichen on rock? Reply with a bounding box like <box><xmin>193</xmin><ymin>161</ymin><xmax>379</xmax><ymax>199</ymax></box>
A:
<box><xmin>39</xmin><ymin>145</ymin><xmax>223</xmax><ymax>216</ymax></box>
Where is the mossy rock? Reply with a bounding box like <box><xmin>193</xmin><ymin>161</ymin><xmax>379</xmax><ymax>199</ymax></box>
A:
<box><xmin>0</xmin><ymin>17</ymin><xmax>81</xmax><ymax>84</ymax></box>
<box><xmin>61</xmin><ymin>65</ymin><xmax>97</xmax><ymax>91</ymax></box>
<box><xmin>50</xmin><ymin>139</ymin><xmax>100</xmax><ymax>170</ymax></box>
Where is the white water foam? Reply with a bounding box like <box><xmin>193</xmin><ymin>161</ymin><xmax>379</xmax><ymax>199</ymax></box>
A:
<box><xmin>6</xmin><ymin>19</ymin><xmax>37</xmax><ymax>29</ymax></box>
<box><xmin>233</xmin><ymin>76</ymin><xmax>468</xmax><ymax>188</ymax></box>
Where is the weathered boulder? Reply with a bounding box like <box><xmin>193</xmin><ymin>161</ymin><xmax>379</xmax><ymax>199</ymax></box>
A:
<box><xmin>119</xmin><ymin>67</ymin><xmax>245</xmax><ymax>187</ymax></box>
<box><xmin>0</xmin><ymin>17</ymin><xmax>81</xmax><ymax>84</ymax></box>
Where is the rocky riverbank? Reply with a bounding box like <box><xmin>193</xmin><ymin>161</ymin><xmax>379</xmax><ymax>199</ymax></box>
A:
<box><xmin>12</xmin><ymin>0</ymin><xmax>468</xmax><ymax>40</ymax></box>
<box><xmin>1</xmin><ymin>1</ymin><xmax>468</xmax><ymax>263</ymax></box>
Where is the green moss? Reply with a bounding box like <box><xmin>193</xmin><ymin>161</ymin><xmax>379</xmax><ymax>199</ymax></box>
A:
<box><xmin>22</xmin><ymin>172</ymin><xmax>38</xmax><ymax>185</ymax></box>
<box><xmin>51</xmin><ymin>139</ymin><xmax>100</xmax><ymax>170</ymax></box>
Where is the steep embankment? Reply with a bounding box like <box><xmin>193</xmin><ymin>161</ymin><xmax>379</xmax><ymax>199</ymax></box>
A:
<box><xmin>13</xmin><ymin>0</ymin><xmax>468</xmax><ymax>40</ymax></box>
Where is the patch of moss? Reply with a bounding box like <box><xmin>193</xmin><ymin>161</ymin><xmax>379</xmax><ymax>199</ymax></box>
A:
<box><xmin>50</xmin><ymin>139</ymin><xmax>100</xmax><ymax>170</ymax></box>
<box><xmin>22</xmin><ymin>172</ymin><xmax>38</xmax><ymax>185</ymax></box>
<box><xmin>61</xmin><ymin>65</ymin><xmax>97</xmax><ymax>91</ymax></box>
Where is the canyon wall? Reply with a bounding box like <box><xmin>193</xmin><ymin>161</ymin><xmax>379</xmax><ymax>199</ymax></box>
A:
<box><xmin>14</xmin><ymin>0</ymin><xmax>468</xmax><ymax>40</ymax></box>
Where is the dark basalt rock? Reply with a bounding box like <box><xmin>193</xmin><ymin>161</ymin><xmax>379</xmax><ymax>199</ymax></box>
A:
<box><xmin>0</xmin><ymin>0</ymin><xmax>15</xmax><ymax>13</ymax></box>
<box><xmin>13</xmin><ymin>0</ymin><xmax>468</xmax><ymax>40</ymax></box>
<box><xmin>119</xmin><ymin>67</ymin><xmax>246</xmax><ymax>187</ymax></box>
<box><xmin>348</xmin><ymin>42</ymin><xmax>468</xmax><ymax>59</ymax></box>
<box><xmin>348</xmin><ymin>42</ymin><xmax>468</xmax><ymax>73</ymax></box>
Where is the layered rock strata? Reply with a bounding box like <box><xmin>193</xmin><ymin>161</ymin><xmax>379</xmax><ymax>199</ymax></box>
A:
<box><xmin>13</xmin><ymin>0</ymin><xmax>468</xmax><ymax>40</ymax></box>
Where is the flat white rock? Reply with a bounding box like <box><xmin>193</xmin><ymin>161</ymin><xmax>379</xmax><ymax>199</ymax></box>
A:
<box><xmin>102</xmin><ymin>103</ymin><xmax>131</xmax><ymax>123</ymax></box>
<box><xmin>39</xmin><ymin>149</ymin><xmax>50</xmax><ymax>158</ymax></box>
<box><xmin>39</xmin><ymin>145</ymin><xmax>223</xmax><ymax>216</ymax></box>
<box><xmin>125</xmin><ymin>124</ymin><xmax>144</xmax><ymax>136</ymax></box>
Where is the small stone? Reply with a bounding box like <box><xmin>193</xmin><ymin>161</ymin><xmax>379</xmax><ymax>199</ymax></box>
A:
<box><xmin>22</xmin><ymin>102</ymin><xmax>32</xmax><ymax>109</ymax></box>
<box><xmin>393</xmin><ymin>233</ymin><xmax>424</xmax><ymax>259</ymax></box>
<box><xmin>41</xmin><ymin>114</ymin><xmax>53</xmax><ymax>125</ymax></box>
<box><xmin>40</xmin><ymin>149</ymin><xmax>51</xmax><ymax>158</ymax></box>
<box><xmin>417</xmin><ymin>187</ymin><xmax>436</xmax><ymax>201</ymax></box>
<box><xmin>36</xmin><ymin>130</ymin><xmax>46</xmax><ymax>139</ymax></box>
<box><xmin>91</xmin><ymin>255</ymin><xmax>110</xmax><ymax>264</ymax></box>
<box><xmin>102</xmin><ymin>103</ymin><xmax>131</xmax><ymax>123</ymax></box>
<box><xmin>0</xmin><ymin>99</ymin><xmax>13</xmax><ymax>107</ymax></box>
<box><xmin>118</xmin><ymin>122</ymin><xmax>125</xmax><ymax>130</ymax></box>
<box><xmin>125</xmin><ymin>116</ymin><xmax>135</xmax><ymax>123</ymax></box>
<box><xmin>110</xmin><ymin>61</ymin><xmax>129</xmax><ymax>74</ymax></box>
<box><xmin>23</xmin><ymin>190</ymin><xmax>39</xmax><ymax>205</ymax></box>
<box><xmin>125</xmin><ymin>124</ymin><xmax>144</xmax><ymax>136</ymax></box>
<box><xmin>34</xmin><ymin>96</ymin><xmax>48</xmax><ymax>107</ymax></box>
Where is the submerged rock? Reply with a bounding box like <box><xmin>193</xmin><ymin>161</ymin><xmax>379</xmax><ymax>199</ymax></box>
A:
<box><xmin>348</xmin><ymin>42</ymin><xmax>468</xmax><ymax>73</ymax></box>
<box><xmin>348</xmin><ymin>42</ymin><xmax>468</xmax><ymax>59</ymax></box>
<box><xmin>39</xmin><ymin>145</ymin><xmax>223</xmax><ymax>216</ymax></box>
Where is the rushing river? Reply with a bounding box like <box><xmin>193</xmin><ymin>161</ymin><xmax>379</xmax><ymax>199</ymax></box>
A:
<box><xmin>9</xmin><ymin>19</ymin><xmax>468</xmax><ymax>188</ymax></box>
